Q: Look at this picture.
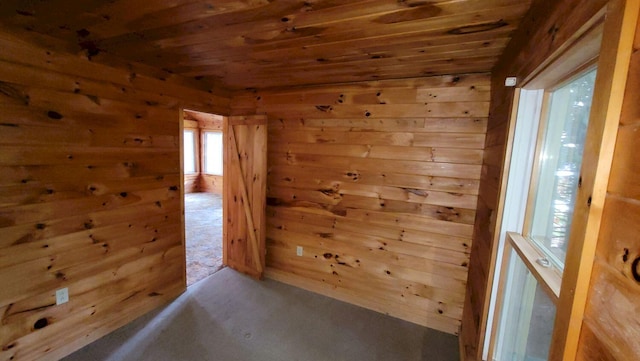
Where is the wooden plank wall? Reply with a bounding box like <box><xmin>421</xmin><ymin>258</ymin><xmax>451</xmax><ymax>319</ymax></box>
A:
<box><xmin>200</xmin><ymin>174</ymin><xmax>223</xmax><ymax>194</ymax></box>
<box><xmin>231</xmin><ymin>74</ymin><xmax>490</xmax><ymax>334</ymax></box>
<box><xmin>0</xmin><ymin>30</ymin><xmax>229</xmax><ymax>360</ymax></box>
<box><xmin>577</xmin><ymin>12</ymin><xmax>640</xmax><ymax>361</ymax></box>
<box><xmin>459</xmin><ymin>0</ymin><xmax>608</xmax><ymax>359</ymax></box>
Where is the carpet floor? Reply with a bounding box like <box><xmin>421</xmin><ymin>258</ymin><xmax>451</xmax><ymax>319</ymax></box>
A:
<box><xmin>185</xmin><ymin>192</ymin><xmax>224</xmax><ymax>287</ymax></box>
<box><xmin>63</xmin><ymin>268</ymin><xmax>460</xmax><ymax>361</ymax></box>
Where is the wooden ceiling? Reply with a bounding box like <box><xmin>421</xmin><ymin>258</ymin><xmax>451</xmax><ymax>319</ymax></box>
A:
<box><xmin>0</xmin><ymin>0</ymin><xmax>533</xmax><ymax>91</ymax></box>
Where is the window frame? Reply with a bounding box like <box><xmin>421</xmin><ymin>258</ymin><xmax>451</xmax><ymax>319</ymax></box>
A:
<box><xmin>489</xmin><ymin>69</ymin><xmax>595</xmax><ymax>360</ymax></box>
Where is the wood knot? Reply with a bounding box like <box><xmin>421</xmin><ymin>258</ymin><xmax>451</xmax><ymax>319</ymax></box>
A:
<box><xmin>448</xmin><ymin>20</ymin><xmax>508</xmax><ymax>35</ymax></box>
<box><xmin>632</xmin><ymin>257</ymin><xmax>640</xmax><ymax>283</ymax></box>
<box><xmin>319</xmin><ymin>189</ymin><xmax>337</xmax><ymax>197</ymax></box>
<box><xmin>76</xmin><ymin>28</ymin><xmax>90</xmax><ymax>38</ymax></box>
<box><xmin>47</xmin><ymin>111</ymin><xmax>63</xmax><ymax>120</ymax></box>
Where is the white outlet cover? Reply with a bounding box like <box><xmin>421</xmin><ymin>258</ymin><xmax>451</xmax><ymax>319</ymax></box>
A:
<box><xmin>56</xmin><ymin>287</ymin><xmax>69</xmax><ymax>305</ymax></box>
<box><xmin>296</xmin><ymin>246</ymin><xmax>303</xmax><ymax>256</ymax></box>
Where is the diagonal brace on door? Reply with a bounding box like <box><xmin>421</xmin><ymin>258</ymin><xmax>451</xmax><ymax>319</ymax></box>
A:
<box><xmin>228</xmin><ymin>125</ymin><xmax>263</xmax><ymax>273</ymax></box>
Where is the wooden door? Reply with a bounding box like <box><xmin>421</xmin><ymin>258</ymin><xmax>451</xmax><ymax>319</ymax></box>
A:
<box><xmin>223</xmin><ymin>115</ymin><xmax>267</xmax><ymax>279</ymax></box>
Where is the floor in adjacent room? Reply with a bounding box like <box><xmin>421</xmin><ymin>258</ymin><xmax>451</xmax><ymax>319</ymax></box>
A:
<box><xmin>63</xmin><ymin>268</ymin><xmax>460</xmax><ymax>361</ymax></box>
<box><xmin>185</xmin><ymin>192</ymin><xmax>224</xmax><ymax>287</ymax></box>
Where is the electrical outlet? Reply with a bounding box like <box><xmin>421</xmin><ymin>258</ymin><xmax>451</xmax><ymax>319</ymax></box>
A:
<box><xmin>296</xmin><ymin>246</ymin><xmax>303</xmax><ymax>256</ymax></box>
<box><xmin>56</xmin><ymin>288</ymin><xmax>69</xmax><ymax>305</ymax></box>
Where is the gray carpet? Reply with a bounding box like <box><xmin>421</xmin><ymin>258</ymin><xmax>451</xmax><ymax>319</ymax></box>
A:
<box><xmin>63</xmin><ymin>268</ymin><xmax>459</xmax><ymax>361</ymax></box>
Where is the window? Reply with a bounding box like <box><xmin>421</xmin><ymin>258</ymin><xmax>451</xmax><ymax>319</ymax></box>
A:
<box><xmin>494</xmin><ymin>243</ymin><xmax>557</xmax><ymax>361</ymax></box>
<box><xmin>183</xmin><ymin>130</ymin><xmax>197</xmax><ymax>174</ymax></box>
<box><xmin>203</xmin><ymin>131</ymin><xmax>223</xmax><ymax>175</ymax></box>
<box><xmin>528</xmin><ymin>70</ymin><xmax>596</xmax><ymax>269</ymax></box>
<box><xmin>490</xmin><ymin>68</ymin><xmax>597</xmax><ymax>361</ymax></box>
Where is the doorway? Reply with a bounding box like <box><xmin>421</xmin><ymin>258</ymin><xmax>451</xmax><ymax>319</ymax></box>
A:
<box><xmin>182</xmin><ymin>109</ymin><xmax>225</xmax><ymax>286</ymax></box>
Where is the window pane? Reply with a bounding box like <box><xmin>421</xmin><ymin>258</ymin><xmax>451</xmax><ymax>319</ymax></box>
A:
<box><xmin>529</xmin><ymin>69</ymin><xmax>597</xmax><ymax>267</ymax></box>
<box><xmin>495</xmin><ymin>249</ymin><xmax>556</xmax><ymax>361</ymax></box>
<box><xmin>183</xmin><ymin>130</ymin><xmax>196</xmax><ymax>174</ymax></box>
<box><xmin>204</xmin><ymin>132</ymin><xmax>223</xmax><ymax>175</ymax></box>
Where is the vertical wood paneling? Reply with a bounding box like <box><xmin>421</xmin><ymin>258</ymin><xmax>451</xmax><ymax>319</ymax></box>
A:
<box><xmin>232</xmin><ymin>74</ymin><xmax>490</xmax><ymax>334</ymax></box>
<box><xmin>578</xmin><ymin>13</ymin><xmax>640</xmax><ymax>360</ymax></box>
<box><xmin>223</xmin><ymin>116</ymin><xmax>267</xmax><ymax>279</ymax></box>
<box><xmin>0</xmin><ymin>30</ymin><xmax>229</xmax><ymax>361</ymax></box>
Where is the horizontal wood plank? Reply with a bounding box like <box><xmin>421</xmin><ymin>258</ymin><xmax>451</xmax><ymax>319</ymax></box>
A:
<box><xmin>237</xmin><ymin>75</ymin><xmax>489</xmax><ymax>333</ymax></box>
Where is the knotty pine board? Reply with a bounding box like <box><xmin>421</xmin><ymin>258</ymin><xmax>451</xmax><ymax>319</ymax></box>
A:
<box><xmin>184</xmin><ymin>174</ymin><xmax>200</xmax><ymax>193</ymax></box>
<box><xmin>232</xmin><ymin>74</ymin><xmax>489</xmax><ymax>334</ymax></box>
<box><xmin>0</xmin><ymin>29</ymin><xmax>229</xmax><ymax>361</ymax></box>
<box><xmin>200</xmin><ymin>174</ymin><xmax>223</xmax><ymax>194</ymax></box>
<box><xmin>577</xmin><ymin>14</ymin><xmax>640</xmax><ymax>360</ymax></box>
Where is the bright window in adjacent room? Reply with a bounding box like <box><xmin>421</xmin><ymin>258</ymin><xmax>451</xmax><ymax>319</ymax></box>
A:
<box><xmin>183</xmin><ymin>130</ymin><xmax>197</xmax><ymax>174</ymax></box>
<box><xmin>204</xmin><ymin>131</ymin><xmax>223</xmax><ymax>175</ymax></box>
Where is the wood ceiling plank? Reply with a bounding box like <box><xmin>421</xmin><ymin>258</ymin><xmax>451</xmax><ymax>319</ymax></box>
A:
<box><xmin>177</xmin><ymin>44</ymin><xmax>504</xmax><ymax>76</ymax></box>
<box><xmin>104</xmin><ymin>1</ymin><xmax>528</xmax><ymax>59</ymax></box>
<box><xmin>94</xmin><ymin>0</ymin><xmax>318</xmax><ymax>49</ymax></box>
<box><xmin>0</xmin><ymin>0</ymin><xmax>113</xmax><ymax>38</ymax></box>
<box><xmin>251</xmin><ymin>34</ymin><xmax>514</xmax><ymax>63</ymax></box>
<box><xmin>245</xmin><ymin>2</ymin><xmax>530</xmax><ymax>53</ymax></box>
<box><xmin>248</xmin><ymin>72</ymin><xmax>490</xmax><ymax>94</ymax></box>
<box><xmin>186</xmin><ymin>58</ymin><xmax>497</xmax><ymax>89</ymax></box>
<box><xmin>113</xmin><ymin>30</ymin><xmax>513</xmax><ymax>75</ymax></box>
<box><xmin>87</xmin><ymin>0</ymin><xmax>271</xmax><ymax>40</ymax></box>
<box><xmin>169</xmin><ymin>37</ymin><xmax>508</xmax><ymax>70</ymax></box>
<box><xmin>171</xmin><ymin>43</ymin><xmax>503</xmax><ymax>73</ymax></box>
<box><xmin>0</xmin><ymin>0</ymin><xmax>533</xmax><ymax>91</ymax></box>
